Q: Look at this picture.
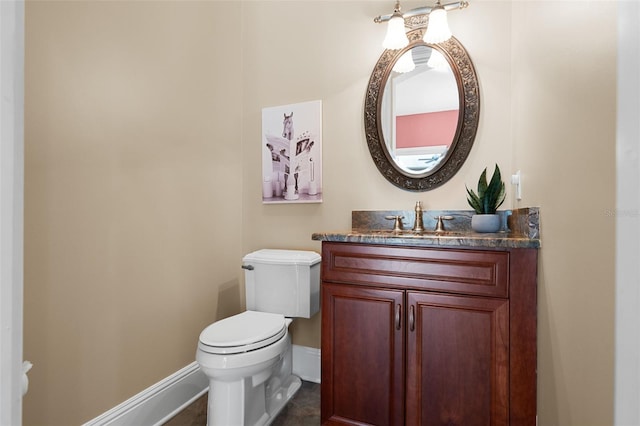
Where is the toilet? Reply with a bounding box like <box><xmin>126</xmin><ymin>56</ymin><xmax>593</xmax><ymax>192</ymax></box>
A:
<box><xmin>196</xmin><ymin>249</ymin><xmax>321</xmax><ymax>426</ymax></box>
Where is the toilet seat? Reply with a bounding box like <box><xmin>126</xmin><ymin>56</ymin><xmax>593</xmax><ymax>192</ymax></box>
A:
<box><xmin>198</xmin><ymin>311</ymin><xmax>287</xmax><ymax>355</ymax></box>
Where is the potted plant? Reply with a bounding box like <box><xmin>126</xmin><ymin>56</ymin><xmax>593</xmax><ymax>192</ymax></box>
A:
<box><xmin>466</xmin><ymin>164</ymin><xmax>506</xmax><ymax>233</ymax></box>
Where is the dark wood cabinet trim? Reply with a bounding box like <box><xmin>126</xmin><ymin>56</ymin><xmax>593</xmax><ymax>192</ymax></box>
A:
<box><xmin>508</xmin><ymin>248</ymin><xmax>538</xmax><ymax>425</ymax></box>
<box><xmin>322</xmin><ymin>242</ymin><xmax>509</xmax><ymax>298</ymax></box>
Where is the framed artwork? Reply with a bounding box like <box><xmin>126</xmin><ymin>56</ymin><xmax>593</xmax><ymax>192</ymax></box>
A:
<box><xmin>261</xmin><ymin>100</ymin><xmax>322</xmax><ymax>204</ymax></box>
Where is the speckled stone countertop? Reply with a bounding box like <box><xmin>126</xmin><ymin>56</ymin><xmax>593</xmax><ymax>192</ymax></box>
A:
<box><xmin>312</xmin><ymin>207</ymin><xmax>540</xmax><ymax>249</ymax></box>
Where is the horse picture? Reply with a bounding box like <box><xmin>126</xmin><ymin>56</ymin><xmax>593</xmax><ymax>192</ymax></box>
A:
<box><xmin>262</xmin><ymin>100</ymin><xmax>322</xmax><ymax>203</ymax></box>
<box><xmin>282</xmin><ymin>112</ymin><xmax>294</xmax><ymax>141</ymax></box>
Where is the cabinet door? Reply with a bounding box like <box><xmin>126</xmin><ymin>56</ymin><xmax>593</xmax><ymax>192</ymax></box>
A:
<box><xmin>321</xmin><ymin>282</ymin><xmax>405</xmax><ymax>426</ymax></box>
<box><xmin>406</xmin><ymin>292</ymin><xmax>509</xmax><ymax>426</ymax></box>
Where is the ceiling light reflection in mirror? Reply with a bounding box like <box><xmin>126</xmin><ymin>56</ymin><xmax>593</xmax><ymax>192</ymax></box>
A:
<box><xmin>381</xmin><ymin>45</ymin><xmax>459</xmax><ymax>175</ymax></box>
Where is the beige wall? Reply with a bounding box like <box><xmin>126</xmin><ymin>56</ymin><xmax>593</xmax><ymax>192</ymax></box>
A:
<box><xmin>24</xmin><ymin>1</ymin><xmax>616</xmax><ymax>425</ymax></box>
<box><xmin>24</xmin><ymin>1</ymin><xmax>244</xmax><ymax>424</ymax></box>
<box><xmin>512</xmin><ymin>3</ymin><xmax>617</xmax><ymax>424</ymax></box>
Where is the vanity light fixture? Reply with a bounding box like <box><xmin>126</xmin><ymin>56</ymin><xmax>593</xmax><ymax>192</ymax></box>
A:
<box><xmin>423</xmin><ymin>0</ymin><xmax>452</xmax><ymax>44</ymax></box>
<box><xmin>382</xmin><ymin>1</ymin><xmax>409</xmax><ymax>50</ymax></box>
<box><xmin>374</xmin><ymin>0</ymin><xmax>468</xmax><ymax>47</ymax></box>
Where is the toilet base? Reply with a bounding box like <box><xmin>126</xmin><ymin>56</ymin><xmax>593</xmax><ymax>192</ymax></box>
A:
<box><xmin>206</xmin><ymin>373</ymin><xmax>301</xmax><ymax>426</ymax></box>
<box><xmin>265</xmin><ymin>375</ymin><xmax>301</xmax><ymax>424</ymax></box>
<box><xmin>203</xmin><ymin>334</ymin><xmax>300</xmax><ymax>426</ymax></box>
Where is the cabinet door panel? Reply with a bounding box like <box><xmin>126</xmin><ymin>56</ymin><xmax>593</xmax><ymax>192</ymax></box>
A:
<box><xmin>406</xmin><ymin>292</ymin><xmax>509</xmax><ymax>426</ymax></box>
<box><xmin>321</xmin><ymin>283</ymin><xmax>405</xmax><ymax>426</ymax></box>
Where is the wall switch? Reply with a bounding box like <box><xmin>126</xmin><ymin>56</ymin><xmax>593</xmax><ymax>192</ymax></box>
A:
<box><xmin>511</xmin><ymin>170</ymin><xmax>522</xmax><ymax>200</ymax></box>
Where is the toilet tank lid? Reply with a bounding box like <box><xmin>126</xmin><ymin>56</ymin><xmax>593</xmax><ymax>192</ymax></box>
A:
<box><xmin>242</xmin><ymin>249</ymin><xmax>320</xmax><ymax>266</ymax></box>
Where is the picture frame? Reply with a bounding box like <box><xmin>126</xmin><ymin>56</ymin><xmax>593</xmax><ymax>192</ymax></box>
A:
<box><xmin>261</xmin><ymin>100</ymin><xmax>322</xmax><ymax>204</ymax></box>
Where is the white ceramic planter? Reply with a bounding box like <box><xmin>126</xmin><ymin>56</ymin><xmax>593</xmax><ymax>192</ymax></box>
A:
<box><xmin>471</xmin><ymin>214</ymin><xmax>501</xmax><ymax>233</ymax></box>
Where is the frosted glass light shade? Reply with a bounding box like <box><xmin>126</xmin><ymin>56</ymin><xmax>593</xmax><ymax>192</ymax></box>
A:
<box><xmin>424</xmin><ymin>7</ymin><xmax>452</xmax><ymax>44</ymax></box>
<box><xmin>383</xmin><ymin>13</ymin><xmax>409</xmax><ymax>50</ymax></box>
<box><xmin>427</xmin><ymin>49</ymin><xmax>448</xmax><ymax>69</ymax></box>
<box><xmin>393</xmin><ymin>51</ymin><xmax>415</xmax><ymax>73</ymax></box>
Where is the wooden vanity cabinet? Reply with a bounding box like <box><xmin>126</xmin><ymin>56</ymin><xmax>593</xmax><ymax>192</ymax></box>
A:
<box><xmin>320</xmin><ymin>242</ymin><xmax>537</xmax><ymax>426</ymax></box>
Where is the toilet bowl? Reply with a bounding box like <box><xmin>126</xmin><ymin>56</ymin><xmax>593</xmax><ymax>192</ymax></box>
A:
<box><xmin>197</xmin><ymin>311</ymin><xmax>300</xmax><ymax>426</ymax></box>
<box><xmin>196</xmin><ymin>249</ymin><xmax>321</xmax><ymax>426</ymax></box>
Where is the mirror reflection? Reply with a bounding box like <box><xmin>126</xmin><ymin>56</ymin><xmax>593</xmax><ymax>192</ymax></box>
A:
<box><xmin>364</xmin><ymin>28</ymin><xmax>479</xmax><ymax>192</ymax></box>
<box><xmin>381</xmin><ymin>45</ymin><xmax>459</xmax><ymax>175</ymax></box>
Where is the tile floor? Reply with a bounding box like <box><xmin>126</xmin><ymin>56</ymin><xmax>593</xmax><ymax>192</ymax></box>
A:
<box><xmin>271</xmin><ymin>381</ymin><xmax>320</xmax><ymax>426</ymax></box>
<box><xmin>164</xmin><ymin>380</ymin><xmax>320</xmax><ymax>426</ymax></box>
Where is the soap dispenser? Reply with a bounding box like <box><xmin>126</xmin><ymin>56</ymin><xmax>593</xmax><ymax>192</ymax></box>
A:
<box><xmin>412</xmin><ymin>201</ymin><xmax>425</xmax><ymax>232</ymax></box>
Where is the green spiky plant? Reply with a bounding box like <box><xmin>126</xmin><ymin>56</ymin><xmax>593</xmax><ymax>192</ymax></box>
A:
<box><xmin>466</xmin><ymin>164</ymin><xmax>506</xmax><ymax>214</ymax></box>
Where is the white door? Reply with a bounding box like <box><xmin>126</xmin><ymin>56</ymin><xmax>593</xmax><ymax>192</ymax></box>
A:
<box><xmin>0</xmin><ymin>1</ymin><xmax>25</xmax><ymax>425</ymax></box>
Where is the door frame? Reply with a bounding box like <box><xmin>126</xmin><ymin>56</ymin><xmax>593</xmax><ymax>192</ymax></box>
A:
<box><xmin>0</xmin><ymin>0</ymin><xmax>25</xmax><ymax>424</ymax></box>
<box><xmin>615</xmin><ymin>1</ymin><xmax>640</xmax><ymax>424</ymax></box>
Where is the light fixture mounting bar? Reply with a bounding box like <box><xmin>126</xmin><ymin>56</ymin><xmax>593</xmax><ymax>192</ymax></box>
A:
<box><xmin>374</xmin><ymin>1</ymin><xmax>468</xmax><ymax>23</ymax></box>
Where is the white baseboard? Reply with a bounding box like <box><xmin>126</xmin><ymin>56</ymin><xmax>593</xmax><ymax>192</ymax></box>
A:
<box><xmin>292</xmin><ymin>344</ymin><xmax>321</xmax><ymax>384</ymax></box>
<box><xmin>82</xmin><ymin>345</ymin><xmax>321</xmax><ymax>426</ymax></box>
<box><xmin>82</xmin><ymin>362</ymin><xmax>209</xmax><ymax>426</ymax></box>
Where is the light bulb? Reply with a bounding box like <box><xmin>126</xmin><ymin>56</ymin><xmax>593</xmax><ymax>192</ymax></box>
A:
<box><xmin>424</xmin><ymin>5</ymin><xmax>452</xmax><ymax>44</ymax></box>
<box><xmin>382</xmin><ymin>11</ymin><xmax>409</xmax><ymax>50</ymax></box>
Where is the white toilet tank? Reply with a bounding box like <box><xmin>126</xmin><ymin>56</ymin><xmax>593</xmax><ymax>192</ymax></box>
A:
<box><xmin>242</xmin><ymin>249</ymin><xmax>321</xmax><ymax>318</ymax></box>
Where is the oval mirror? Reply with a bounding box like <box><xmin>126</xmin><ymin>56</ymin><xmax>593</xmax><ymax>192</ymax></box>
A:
<box><xmin>364</xmin><ymin>28</ymin><xmax>480</xmax><ymax>191</ymax></box>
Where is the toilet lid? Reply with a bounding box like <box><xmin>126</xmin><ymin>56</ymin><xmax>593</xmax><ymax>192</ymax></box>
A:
<box><xmin>198</xmin><ymin>311</ymin><xmax>287</xmax><ymax>355</ymax></box>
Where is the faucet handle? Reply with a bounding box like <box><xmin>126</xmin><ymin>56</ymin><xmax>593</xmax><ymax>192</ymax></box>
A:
<box><xmin>385</xmin><ymin>215</ymin><xmax>404</xmax><ymax>232</ymax></box>
<box><xmin>434</xmin><ymin>215</ymin><xmax>454</xmax><ymax>232</ymax></box>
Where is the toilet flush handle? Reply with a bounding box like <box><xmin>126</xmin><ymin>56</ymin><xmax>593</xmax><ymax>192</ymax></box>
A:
<box><xmin>241</xmin><ymin>264</ymin><xmax>254</xmax><ymax>270</ymax></box>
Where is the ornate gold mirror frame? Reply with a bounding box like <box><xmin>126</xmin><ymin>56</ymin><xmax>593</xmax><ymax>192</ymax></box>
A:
<box><xmin>364</xmin><ymin>28</ymin><xmax>480</xmax><ymax>191</ymax></box>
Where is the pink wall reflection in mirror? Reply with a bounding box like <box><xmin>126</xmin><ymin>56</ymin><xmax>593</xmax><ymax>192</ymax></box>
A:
<box><xmin>396</xmin><ymin>110</ymin><xmax>458</xmax><ymax>148</ymax></box>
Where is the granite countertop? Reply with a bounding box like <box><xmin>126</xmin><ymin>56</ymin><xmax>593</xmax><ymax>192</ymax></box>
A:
<box><xmin>312</xmin><ymin>207</ymin><xmax>541</xmax><ymax>249</ymax></box>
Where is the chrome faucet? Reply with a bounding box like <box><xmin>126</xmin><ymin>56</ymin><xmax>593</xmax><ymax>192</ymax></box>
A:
<box><xmin>412</xmin><ymin>201</ymin><xmax>425</xmax><ymax>232</ymax></box>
